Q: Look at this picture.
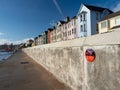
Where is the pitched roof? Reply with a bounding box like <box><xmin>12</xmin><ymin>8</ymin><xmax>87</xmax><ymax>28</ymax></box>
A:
<box><xmin>57</xmin><ymin>20</ymin><xmax>66</xmax><ymax>26</ymax></box>
<box><xmin>34</xmin><ymin>37</ymin><xmax>38</xmax><ymax>40</ymax></box>
<box><xmin>84</xmin><ymin>4</ymin><xmax>113</xmax><ymax>13</ymax></box>
<box><xmin>100</xmin><ymin>10</ymin><xmax>120</xmax><ymax>21</ymax></box>
<box><xmin>59</xmin><ymin>20</ymin><xmax>66</xmax><ymax>24</ymax></box>
<box><xmin>71</xmin><ymin>16</ymin><xmax>77</xmax><ymax>19</ymax></box>
<box><xmin>48</xmin><ymin>28</ymin><xmax>53</xmax><ymax>31</ymax></box>
<box><xmin>38</xmin><ymin>35</ymin><xmax>42</xmax><ymax>37</ymax></box>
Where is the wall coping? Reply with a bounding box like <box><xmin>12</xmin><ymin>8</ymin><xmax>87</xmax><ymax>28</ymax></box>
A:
<box><xmin>28</xmin><ymin>28</ymin><xmax>120</xmax><ymax>48</ymax></box>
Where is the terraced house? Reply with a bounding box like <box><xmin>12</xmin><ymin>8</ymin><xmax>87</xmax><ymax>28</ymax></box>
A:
<box><xmin>42</xmin><ymin>31</ymin><xmax>48</xmax><ymax>44</ymax></box>
<box><xmin>33</xmin><ymin>4</ymin><xmax>114</xmax><ymax>46</ymax></box>
<box><xmin>38</xmin><ymin>35</ymin><xmax>43</xmax><ymax>45</ymax></box>
<box><xmin>47</xmin><ymin>28</ymin><xmax>53</xmax><ymax>43</ymax></box>
<box><xmin>34</xmin><ymin>37</ymin><xmax>38</xmax><ymax>46</ymax></box>
<box><xmin>56</xmin><ymin>20</ymin><xmax>66</xmax><ymax>42</ymax></box>
<box><xmin>66</xmin><ymin>16</ymin><xmax>78</xmax><ymax>40</ymax></box>
<box><xmin>77</xmin><ymin>4</ymin><xmax>113</xmax><ymax>37</ymax></box>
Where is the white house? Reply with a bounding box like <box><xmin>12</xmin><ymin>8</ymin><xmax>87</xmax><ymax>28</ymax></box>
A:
<box><xmin>77</xmin><ymin>4</ymin><xmax>113</xmax><ymax>37</ymax></box>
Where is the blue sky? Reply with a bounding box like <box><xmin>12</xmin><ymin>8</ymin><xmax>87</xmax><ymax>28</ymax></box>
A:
<box><xmin>0</xmin><ymin>0</ymin><xmax>120</xmax><ymax>44</ymax></box>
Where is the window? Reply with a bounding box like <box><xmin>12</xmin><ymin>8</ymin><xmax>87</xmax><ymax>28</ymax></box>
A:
<box><xmin>83</xmin><ymin>13</ymin><xmax>86</xmax><ymax>21</ymax></box>
<box><xmin>115</xmin><ymin>17</ymin><xmax>120</xmax><ymax>25</ymax></box>
<box><xmin>84</xmin><ymin>24</ymin><xmax>86</xmax><ymax>31</ymax></box>
<box><xmin>80</xmin><ymin>14</ymin><xmax>82</xmax><ymax>21</ymax></box>
<box><xmin>65</xmin><ymin>25</ymin><xmax>67</xmax><ymax>29</ymax></box>
<box><xmin>70</xmin><ymin>31</ymin><xmax>71</xmax><ymax>35</ymax></box>
<box><xmin>74</xmin><ymin>28</ymin><xmax>76</xmax><ymax>34</ymax></box>
<box><xmin>72</xmin><ymin>29</ymin><xmax>74</xmax><ymax>34</ymax></box>
<box><xmin>81</xmin><ymin>25</ymin><xmax>83</xmax><ymax>32</ymax></box>
<box><xmin>65</xmin><ymin>32</ymin><xmax>67</xmax><ymax>36</ymax></box>
<box><xmin>72</xmin><ymin>21</ymin><xmax>73</xmax><ymax>26</ymax></box>
<box><xmin>74</xmin><ymin>20</ymin><xmax>76</xmax><ymax>25</ymax></box>
<box><xmin>101</xmin><ymin>21</ymin><xmax>107</xmax><ymax>28</ymax></box>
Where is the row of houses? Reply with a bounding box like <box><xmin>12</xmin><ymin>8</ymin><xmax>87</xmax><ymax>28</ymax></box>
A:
<box><xmin>34</xmin><ymin>4</ymin><xmax>120</xmax><ymax>46</ymax></box>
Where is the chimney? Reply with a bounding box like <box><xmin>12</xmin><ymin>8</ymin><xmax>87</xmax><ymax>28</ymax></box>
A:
<box><xmin>53</xmin><ymin>26</ymin><xmax>56</xmax><ymax>29</ymax></box>
<box><xmin>66</xmin><ymin>16</ymin><xmax>70</xmax><ymax>22</ymax></box>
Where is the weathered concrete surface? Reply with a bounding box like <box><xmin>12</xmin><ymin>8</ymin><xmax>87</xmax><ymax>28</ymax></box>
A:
<box><xmin>24</xmin><ymin>47</ymin><xmax>84</xmax><ymax>90</ymax></box>
<box><xmin>83</xmin><ymin>45</ymin><xmax>120</xmax><ymax>90</ymax></box>
<box><xmin>23</xmin><ymin>30</ymin><xmax>120</xmax><ymax>90</ymax></box>
<box><xmin>0</xmin><ymin>51</ymin><xmax>70</xmax><ymax>90</ymax></box>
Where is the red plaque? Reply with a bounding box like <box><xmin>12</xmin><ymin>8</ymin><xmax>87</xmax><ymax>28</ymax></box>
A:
<box><xmin>85</xmin><ymin>49</ymin><xmax>96</xmax><ymax>62</ymax></box>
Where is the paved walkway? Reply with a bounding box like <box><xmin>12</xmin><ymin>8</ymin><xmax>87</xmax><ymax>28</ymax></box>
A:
<box><xmin>0</xmin><ymin>51</ymin><xmax>70</xmax><ymax>90</ymax></box>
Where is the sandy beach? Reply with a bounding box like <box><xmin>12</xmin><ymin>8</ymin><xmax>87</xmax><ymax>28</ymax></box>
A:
<box><xmin>0</xmin><ymin>50</ymin><xmax>70</xmax><ymax>90</ymax></box>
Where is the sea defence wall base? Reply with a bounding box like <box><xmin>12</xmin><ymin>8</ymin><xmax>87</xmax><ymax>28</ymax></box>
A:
<box><xmin>23</xmin><ymin>30</ymin><xmax>120</xmax><ymax>90</ymax></box>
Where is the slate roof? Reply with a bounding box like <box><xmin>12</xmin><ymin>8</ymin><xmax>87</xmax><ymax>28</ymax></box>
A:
<box><xmin>59</xmin><ymin>20</ymin><xmax>66</xmax><ymax>24</ymax></box>
<box><xmin>38</xmin><ymin>35</ymin><xmax>42</xmax><ymax>37</ymax></box>
<box><xmin>48</xmin><ymin>28</ymin><xmax>53</xmax><ymax>31</ymax></box>
<box><xmin>100</xmin><ymin>10</ymin><xmax>120</xmax><ymax>21</ymax></box>
<box><xmin>34</xmin><ymin>37</ymin><xmax>38</xmax><ymax>40</ymax></box>
<box><xmin>71</xmin><ymin>16</ymin><xmax>77</xmax><ymax>19</ymax></box>
<box><xmin>84</xmin><ymin>4</ymin><xmax>113</xmax><ymax>13</ymax></box>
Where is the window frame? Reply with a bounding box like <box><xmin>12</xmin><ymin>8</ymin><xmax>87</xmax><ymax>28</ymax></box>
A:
<box><xmin>101</xmin><ymin>21</ymin><xmax>107</xmax><ymax>29</ymax></box>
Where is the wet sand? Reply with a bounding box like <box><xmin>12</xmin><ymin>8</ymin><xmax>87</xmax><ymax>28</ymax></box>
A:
<box><xmin>0</xmin><ymin>50</ymin><xmax>70</xmax><ymax>90</ymax></box>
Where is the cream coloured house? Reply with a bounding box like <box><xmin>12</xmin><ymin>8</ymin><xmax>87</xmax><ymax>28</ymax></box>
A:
<box><xmin>98</xmin><ymin>10</ymin><xmax>120</xmax><ymax>33</ymax></box>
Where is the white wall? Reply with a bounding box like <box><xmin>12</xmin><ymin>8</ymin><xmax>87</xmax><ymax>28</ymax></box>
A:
<box><xmin>23</xmin><ymin>29</ymin><xmax>120</xmax><ymax>90</ymax></box>
<box><xmin>77</xmin><ymin>5</ymin><xmax>91</xmax><ymax>37</ymax></box>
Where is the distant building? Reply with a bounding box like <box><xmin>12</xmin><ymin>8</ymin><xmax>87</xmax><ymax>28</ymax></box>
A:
<box><xmin>62</xmin><ymin>16</ymin><xmax>78</xmax><ymax>40</ymax></box>
<box><xmin>38</xmin><ymin>35</ymin><xmax>43</xmax><ymax>45</ymax></box>
<box><xmin>25</xmin><ymin>39</ymin><xmax>34</xmax><ymax>47</ymax></box>
<box><xmin>50</xmin><ymin>16</ymin><xmax>78</xmax><ymax>42</ymax></box>
<box><xmin>34</xmin><ymin>37</ymin><xmax>38</xmax><ymax>46</ymax></box>
<box><xmin>47</xmin><ymin>28</ymin><xmax>53</xmax><ymax>43</ymax></box>
<box><xmin>56</xmin><ymin>20</ymin><xmax>66</xmax><ymax>42</ymax></box>
<box><xmin>62</xmin><ymin>17</ymin><xmax>70</xmax><ymax>40</ymax></box>
<box><xmin>42</xmin><ymin>31</ymin><xmax>48</xmax><ymax>44</ymax></box>
<box><xmin>32</xmin><ymin>4</ymin><xmax>114</xmax><ymax>46</ymax></box>
<box><xmin>51</xmin><ymin>26</ymin><xmax>56</xmax><ymax>43</ymax></box>
<box><xmin>77</xmin><ymin>4</ymin><xmax>113</xmax><ymax>37</ymax></box>
<box><xmin>98</xmin><ymin>10</ymin><xmax>120</xmax><ymax>33</ymax></box>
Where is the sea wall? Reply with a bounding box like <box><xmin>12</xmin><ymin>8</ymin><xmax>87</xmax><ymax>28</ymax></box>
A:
<box><xmin>23</xmin><ymin>29</ymin><xmax>120</xmax><ymax>90</ymax></box>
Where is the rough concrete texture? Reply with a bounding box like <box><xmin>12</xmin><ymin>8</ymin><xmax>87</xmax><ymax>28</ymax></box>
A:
<box><xmin>83</xmin><ymin>45</ymin><xmax>120</xmax><ymax>90</ymax></box>
<box><xmin>23</xmin><ymin>47</ymin><xmax>84</xmax><ymax>90</ymax></box>
<box><xmin>23</xmin><ymin>30</ymin><xmax>120</xmax><ymax>90</ymax></box>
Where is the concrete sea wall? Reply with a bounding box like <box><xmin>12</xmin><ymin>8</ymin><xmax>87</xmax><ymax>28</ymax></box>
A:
<box><xmin>23</xmin><ymin>30</ymin><xmax>120</xmax><ymax>90</ymax></box>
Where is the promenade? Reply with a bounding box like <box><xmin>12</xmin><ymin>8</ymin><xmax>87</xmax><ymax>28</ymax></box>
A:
<box><xmin>0</xmin><ymin>50</ymin><xmax>70</xmax><ymax>90</ymax></box>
